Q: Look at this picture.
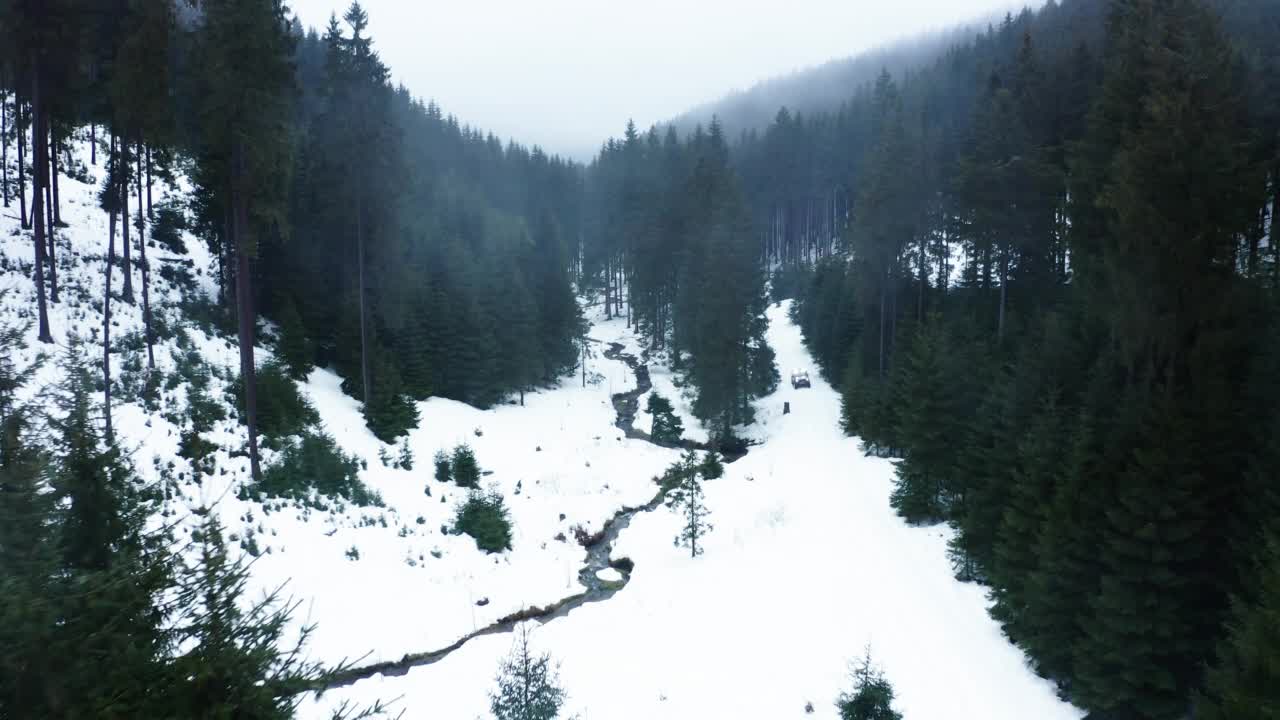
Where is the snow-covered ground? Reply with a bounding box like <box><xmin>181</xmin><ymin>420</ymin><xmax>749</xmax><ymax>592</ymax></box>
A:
<box><xmin>3</xmin><ymin>134</ymin><xmax>1081</xmax><ymax>720</ymax></box>
<box><xmin>0</xmin><ymin>136</ymin><xmax>679</xmax><ymax>664</ymax></box>
<box><xmin>301</xmin><ymin>301</ymin><xmax>1083</xmax><ymax>720</ymax></box>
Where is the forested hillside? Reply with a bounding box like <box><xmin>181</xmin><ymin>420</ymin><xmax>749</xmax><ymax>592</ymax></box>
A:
<box><xmin>764</xmin><ymin>0</ymin><xmax>1280</xmax><ymax>718</ymax></box>
<box><xmin>581</xmin><ymin>120</ymin><xmax>778</xmax><ymax>443</ymax></box>
<box><xmin>0</xmin><ymin>0</ymin><xmax>582</xmax><ymax>715</ymax></box>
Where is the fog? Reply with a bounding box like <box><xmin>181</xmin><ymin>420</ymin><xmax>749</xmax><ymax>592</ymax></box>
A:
<box><xmin>288</xmin><ymin>0</ymin><xmax>1020</xmax><ymax>160</ymax></box>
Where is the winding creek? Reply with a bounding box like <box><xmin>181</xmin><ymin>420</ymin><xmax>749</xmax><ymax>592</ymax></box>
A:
<box><xmin>317</xmin><ymin>342</ymin><xmax>746</xmax><ymax>692</ymax></box>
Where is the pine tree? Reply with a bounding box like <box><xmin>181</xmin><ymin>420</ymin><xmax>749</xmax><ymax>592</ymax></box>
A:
<box><xmin>275</xmin><ymin>294</ymin><xmax>313</xmax><ymax>380</ymax></box>
<box><xmin>888</xmin><ymin>320</ymin><xmax>951</xmax><ymax>524</ymax></box>
<box><xmin>988</xmin><ymin>393</ymin><xmax>1064</xmax><ymax>639</ymax></box>
<box><xmin>646</xmin><ymin>392</ymin><xmax>684</xmax><ymax>445</ymax></box>
<box><xmin>666</xmin><ymin>450</ymin><xmax>712</xmax><ymax>557</ymax></box>
<box><xmin>451</xmin><ymin>442</ymin><xmax>481</xmax><ymax>488</ymax></box>
<box><xmin>1198</xmin><ymin>531</ymin><xmax>1280</xmax><ymax>720</ymax></box>
<box><xmin>433</xmin><ymin>450</ymin><xmax>452</xmax><ymax>483</ymax></box>
<box><xmin>489</xmin><ymin>624</ymin><xmax>566</xmax><ymax>720</ymax></box>
<box><xmin>455</xmin><ymin>488</ymin><xmax>512</xmax><ymax>553</ymax></box>
<box><xmin>699</xmin><ymin>450</ymin><xmax>724</xmax><ymax>480</ymax></box>
<box><xmin>835</xmin><ymin>647</ymin><xmax>903</xmax><ymax>720</ymax></box>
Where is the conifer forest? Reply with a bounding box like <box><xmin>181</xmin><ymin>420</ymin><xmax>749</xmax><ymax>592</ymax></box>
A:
<box><xmin>0</xmin><ymin>0</ymin><xmax>1278</xmax><ymax>718</ymax></box>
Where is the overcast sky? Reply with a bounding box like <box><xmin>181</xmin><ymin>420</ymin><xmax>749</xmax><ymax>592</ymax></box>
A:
<box><xmin>288</xmin><ymin>0</ymin><xmax>1019</xmax><ymax>160</ymax></box>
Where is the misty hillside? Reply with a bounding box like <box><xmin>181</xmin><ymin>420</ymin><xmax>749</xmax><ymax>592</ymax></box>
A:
<box><xmin>670</xmin><ymin>6</ymin><xmax>1026</xmax><ymax>137</ymax></box>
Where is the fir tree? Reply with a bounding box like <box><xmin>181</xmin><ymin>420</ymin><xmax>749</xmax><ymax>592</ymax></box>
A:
<box><xmin>433</xmin><ymin>450</ymin><xmax>452</xmax><ymax>483</ymax></box>
<box><xmin>665</xmin><ymin>450</ymin><xmax>712</xmax><ymax>557</ymax></box>
<box><xmin>835</xmin><ymin>647</ymin><xmax>903</xmax><ymax>720</ymax></box>
<box><xmin>455</xmin><ymin>487</ymin><xmax>513</xmax><ymax>553</ymax></box>
<box><xmin>646</xmin><ymin>392</ymin><xmax>684</xmax><ymax>445</ymax></box>
<box><xmin>490</xmin><ymin>624</ymin><xmax>566</xmax><ymax>720</ymax></box>
<box><xmin>451</xmin><ymin>442</ymin><xmax>481</xmax><ymax>488</ymax></box>
<box><xmin>1198</xmin><ymin>531</ymin><xmax>1280</xmax><ymax>720</ymax></box>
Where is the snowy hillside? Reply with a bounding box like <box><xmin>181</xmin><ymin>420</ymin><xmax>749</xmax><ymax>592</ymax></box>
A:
<box><xmin>3</xmin><ymin>134</ymin><xmax>1082</xmax><ymax>720</ymax></box>
<box><xmin>300</xmin><ymin>300</ymin><xmax>1085</xmax><ymax>720</ymax></box>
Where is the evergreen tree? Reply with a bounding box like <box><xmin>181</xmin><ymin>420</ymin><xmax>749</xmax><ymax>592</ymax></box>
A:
<box><xmin>887</xmin><ymin>320</ymin><xmax>952</xmax><ymax>524</ymax></box>
<box><xmin>665</xmin><ymin>450</ymin><xmax>712</xmax><ymax>557</ymax></box>
<box><xmin>1198</xmin><ymin>531</ymin><xmax>1280</xmax><ymax>720</ymax></box>
<box><xmin>490</xmin><ymin>624</ymin><xmax>566</xmax><ymax>720</ymax></box>
<box><xmin>835</xmin><ymin>648</ymin><xmax>903</xmax><ymax>720</ymax></box>
<box><xmin>646</xmin><ymin>392</ymin><xmax>684</xmax><ymax>445</ymax></box>
<box><xmin>451</xmin><ymin>442</ymin><xmax>481</xmax><ymax>488</ymax></box>
<box><xmin>433</xmin><ymin>450</ymin><xmax>452</xmax><ymax>483</ymax></box>
<box><xmin>455</xmin><ymin>487</ymin><xmax>512</xmax><ymax>553</ymax></box>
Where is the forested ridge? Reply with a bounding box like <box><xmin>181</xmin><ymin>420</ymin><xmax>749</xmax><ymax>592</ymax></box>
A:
<box><xmin>767</xmin><ymin>0</ymin><xmax>1280</xmax><ymax>718</ymax></box>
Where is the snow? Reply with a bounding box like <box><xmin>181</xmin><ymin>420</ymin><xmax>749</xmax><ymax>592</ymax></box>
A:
<box><xmin>4</xmin><ymin>133</ymin><xmax>1081</xmax><ymax>720</ymax></box>
<box><xmin>594</xmin><ymin>567</ymin><xmax>624</xmax><ymax>584</ymax></box>
<box><xmin>300</xmin><ymin>300</ymin><xmax>1083</xmax><ymax>720</ymax></box>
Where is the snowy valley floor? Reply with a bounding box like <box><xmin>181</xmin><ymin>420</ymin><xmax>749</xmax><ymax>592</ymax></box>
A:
<box><xmin>1</xmin><ymin>136</ymin><xmax>1080</xmax><ymax>719</ymax></box>
<box><xmin>301</xmin><ymin>301</ymin><xmax>1083</xmax><ymax>720</ymax></box>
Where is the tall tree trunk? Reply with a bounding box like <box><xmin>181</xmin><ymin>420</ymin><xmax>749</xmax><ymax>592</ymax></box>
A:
<box><xmin>2</xmin><ymin>87</ymin><xmax>8</xmax><ymax>208</ymax></box>
<box><xmin>50</xmin><ymin>130</ymin><xmax>61</xmax><ymax>225</ymax></box>
<box><xmin>90</xmin><ymin>122</ymin><xmax>96</xmax><ymax>165</ymax></box>
<box><xmin>233</xmin><ymin>142</ymin><xmax>262</xmax><ymax>483</ymax></box>
<box><xmin>357</xmin><ymin>193</ymin><xmax>371</xmax><ymax>406</ymax></box>
<box><xmin>220</xmin><ymin>201</ymin><xmax>231</xmax><ymax>309</ymax></box>
<box><xmin>103</xmin><ymin>133</ymin><xmax>117</xmax><ymax>442</ymax></box>
<box><xmin>997</xmin><ymin>251</ymin><xmax>1008</xmax><ymax>342</ymax></box>
<box><xmin>137</xmin><ymin>140</ymin><xmax>154</xmax><ymax>370</ymax></box>
<box><xmin>146</xmin><ymin>146</ymin><xmax>153</xmax><ymax>221</ymax></box>
<box><xmin>29</xmin><ymin>58</ymin><xmax>52</xmax><ymax>344</ymax></box>
<box><xmin>44</xmin><ymin>138</ymin><xmax>56</xmax><ymax>304</ymax></box>
<box><xmin>120</xmin><ymin>143</ymin><xmax>134</xmax><ymax>303</ymax></box>
<box><xmin>878</xmin><ymin>276</ymin><xmax>886</xmax><ymax>379</ymax></box>
<box><xmin>604</xmin><ymin>255</ymin><xmax>612</xmax><ymax>320</ymax></box>
<box><xmin>18</xmin><ymin>97</ymin><xmax>27</xmax><ymax>228</ymax></box>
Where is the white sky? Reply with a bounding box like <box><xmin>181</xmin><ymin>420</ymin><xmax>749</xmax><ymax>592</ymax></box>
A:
<box><xmin>288</xmin><ymin>0</ymin><xmax>1019</xmax><ymax>160</ymax></box>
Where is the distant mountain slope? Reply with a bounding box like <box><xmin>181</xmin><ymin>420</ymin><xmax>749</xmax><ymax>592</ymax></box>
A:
<box><xmin>670</xmin><ymin>9</ymin><xmax>1011</xmax><ymax>138</ymax></box>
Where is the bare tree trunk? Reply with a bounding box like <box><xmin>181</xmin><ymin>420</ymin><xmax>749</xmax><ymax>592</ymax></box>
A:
<box><xmin>90</xmin><ymin>122</ymin><xmax>96</xmax><ymax>165</ymax></box>
<box><xmin>146</xmin><ymin>145</ymin><xmax>153</xmax><ymax>221</ymax></box>
<box><xmin>120</xmin><ymin>142</ymin><xmax>134</xmax><ymax>302</ymax></box>
<box><xmin>357</xmin><ymin>193</ymin><xmax>371</xmax><ymax>406</ymax></box>
<box><xmin>997</xmin><ymin>252</ymin><xmax>1008</xmax><ymax>342</ymax></box>
<box><xmin>918</xmin><ymin>243</ymin><xmax>926</xmax><ymax>323</ymax></box>
<box><xmin>50</xmin><ymin>130</ymin><xmax>61</xmax><ymax>225</ymax></box>
<box><xmin>220</xmin><ymin>201</ymin><xmax>231</xmax><ymax>309</ymax></box>
<box><xmin>233</xmin><ymin>141</ymin><xmax>262</xmax><ymax>483</ymax></box>
<box><xmin>2</xmin><ymin>87</ymin><xmax>8</xmax><ymax>208</ymax></box>
<box><xmin>604</xmin><ymin>254</ymin><xmax>612</xmax><ymax>320</ymax></box>
<box><xmin>17</xmin><ymin>97</ymin><xmax>27</xmax><ymax>228</ymax></box>
<box><xmin>29</xmin><ymin>58</ymin><xmax>52</xmax><ymax>344</ymax></box>
<box><xmin>103</xmin><ymin>133</ymin><xmax>117</xmax><ymax>442</ymax></box>
<box><xmin>137</xmin><ymin>140</ymin><xmax>154</xmax><ymax>370</ymax></box>
<box><xmin>44</xmin><ymin>136</ymin><xmax>57</xmax><ymax>303</ymax></box>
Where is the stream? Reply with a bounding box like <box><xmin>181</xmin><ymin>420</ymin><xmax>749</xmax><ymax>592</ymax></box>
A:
<box><xmin>317</xmin><ymin>342</ymin><xmax>746</xmax><ymax>692</ymax></box>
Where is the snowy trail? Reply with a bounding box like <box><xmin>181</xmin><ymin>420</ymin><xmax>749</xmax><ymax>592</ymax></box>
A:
<box><xmin>303</xmin><ymin>302</ymin><xmax>1083</xmax><ymax>720</ymax></box>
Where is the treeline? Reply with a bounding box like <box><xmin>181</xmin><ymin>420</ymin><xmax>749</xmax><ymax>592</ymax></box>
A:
<box><xmin>262</xmin><ymin>7</ymin><xmax>584</xmax><ymax>438</ymax></box>
<box><xmin>0</xmin><ymin>331</ymin><xmax>388</xmax><ymax>717</ymax></box>
<box><xmin>733</xmin><ymin>0</ymin><xmax>1105</xmax><ymax>269</ymax></box>
<box><xmin>0</xmin><ymin>0</ymin><xmax>585</xmax><ymax>481</ymax></box>
<box><xmin>582</xmin><ymin>120</ymin><xmax>777</xmax><ymax>440</ymax></box>
<box><xmin>779</xmin><ymin>0</ymin><xmax>1280</xmax><ymax>718</ymax></box>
